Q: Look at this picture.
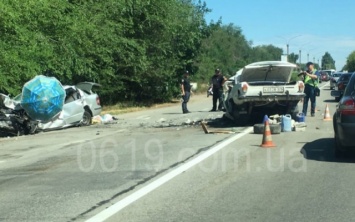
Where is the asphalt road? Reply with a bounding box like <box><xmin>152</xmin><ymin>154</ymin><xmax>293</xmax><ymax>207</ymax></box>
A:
<box><xmin>1</xmin><ymin>82</ymin><xmax>354</xmax><ymax>222</ymax></box>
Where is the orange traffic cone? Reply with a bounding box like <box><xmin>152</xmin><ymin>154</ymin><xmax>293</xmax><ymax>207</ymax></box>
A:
<box><xmin>260</xmin><ymin>120</ymin><xmax>276</xmax><ymax>148</ymax></box>
<box><xmin>323</xmin><ymin>104</ymin><xmax>332</xmax><ymax>121</ymax></box>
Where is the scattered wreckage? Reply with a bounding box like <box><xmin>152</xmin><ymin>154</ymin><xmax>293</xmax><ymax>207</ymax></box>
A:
<box><xmin>223</xmin><ymin>61</ymin><xmax>305</xmax><ymax>126</ymax></box>
<box><xmin>0</xmin><ymin>93</ymin><xmax>37</xmax><ymax>135</ymax></box>
<box><xmin>0</xmin><ymin>76</ymin><xmax>102</xmax><ymax>136</ymax></box>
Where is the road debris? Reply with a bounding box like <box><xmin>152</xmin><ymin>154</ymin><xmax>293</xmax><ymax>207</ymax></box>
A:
<box><xmin>294</xmin><ymin>122</ymin><xmax>307</xmax><ymax>132</ymax></box>
<box><xmin>200</xmin><ymin>122</ymin><xmax>235</xmax><ymax>134</ymax></box>
<box><xmin>92</xmin><ymin>114</ymin><xmax>118</xmax><ymax>125</ymax></box>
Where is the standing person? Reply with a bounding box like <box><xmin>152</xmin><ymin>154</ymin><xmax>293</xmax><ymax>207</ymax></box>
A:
<box><xmin>181</xmin><ymin>71</ymin><xmax>191</xmax><ymax>114</ymax></box>
<box><xmin>302</xmin><ymin>62</ymin><xmax>319</xmax><ymax>117</ymax></box>
<box><xmin>210</xmin><ymin>69</ymin><xmax>226</xmax><ymax>111</ymax></box>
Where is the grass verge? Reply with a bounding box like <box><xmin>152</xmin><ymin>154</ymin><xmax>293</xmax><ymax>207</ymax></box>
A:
<box><xmin>102</xmin><ymin>99</ymin><xmax>182</xmax><ymax>115</ymax></box>
<box><xmin>102</xmin><ymin>82</ymin><xmax>209</xmax><ymax>115</ymax></box>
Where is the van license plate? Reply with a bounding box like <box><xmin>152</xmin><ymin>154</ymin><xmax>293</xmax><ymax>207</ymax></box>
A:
<box><xmin>263</xmin><ymin>87</ymin><xmax>284</xmax><ymax>93</ymax></box>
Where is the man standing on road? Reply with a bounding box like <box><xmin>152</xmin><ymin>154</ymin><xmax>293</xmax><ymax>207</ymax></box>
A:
<box><xmin>181</xmin><ymin>71</ymin><xmax>191</xmax><ymax>114</ymax></box>
<box><xmin>301</xmin><ymin>62</ymin><xmax>319</xmax><ymax>117</ymax></box>
<box><xmin>210</xmin><ymin>69</ymin><xmax>226</xmax><ymax>111</ymax></box>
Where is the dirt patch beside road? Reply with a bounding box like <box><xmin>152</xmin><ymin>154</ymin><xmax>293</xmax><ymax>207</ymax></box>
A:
<box><xmin>102</xmin><ymin>93</ymin><xmax>205</xmax><ymax>115</ymax></box>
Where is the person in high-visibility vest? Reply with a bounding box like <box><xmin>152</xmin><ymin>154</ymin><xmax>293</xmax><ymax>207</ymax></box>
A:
<box><xmin>301</xmin><ymin>62</ymin><xmax>319</xmax><ymax>117</ymax></box>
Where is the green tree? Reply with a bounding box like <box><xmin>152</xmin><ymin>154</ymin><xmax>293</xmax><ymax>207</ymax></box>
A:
<box><xmin>0</xmin><ymin>0</ymin><xmax>210</xmax><ymax>103</ymax></box>
<box><xmin>0</xmin><ymin>0</ymin><xmax>303</xmax><ymax>104</ymax></box>
<box><xmin>288</xmin><ymin>53</ymin><xmax>299</xmax><ymax>64</ymax></box>
<box><xmin>321</xmin><ymin>52</ymin><xmax>336</xmax><ymax>70</ymax></box>
<box><xmin>194</xmin><ymin>23</ymin><xmax>252</xmax><ymax>80</ymax></box>
<box><xmin>252</xmin><ymin>45</ymin><xmax>283</xmax><ymax>62</ymax></box>
<box><xmin>342</xmin><ymin>64</ymin><xmax>348</xmax><ymax>71</ymax></box>
<box><xmin>345</xmin><ymin>51</ymin><xmax>355</xmax><ymax>72</ymax></box>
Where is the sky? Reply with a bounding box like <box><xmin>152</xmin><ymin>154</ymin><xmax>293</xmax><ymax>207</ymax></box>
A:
<box><xmin>203</xmin><ymin>0</ymin><xmax>355</xmax><ymax>70</ymax></box>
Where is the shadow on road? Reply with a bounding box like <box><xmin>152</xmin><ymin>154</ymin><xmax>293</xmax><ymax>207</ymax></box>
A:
<box><xmin>323</xmin><ymin>99</ymin><xmax>337</xmax><ymax>103</ymax></box>
<box><xmin>0</xmin><ymin>129</ymin><xmax>19</xmax><ymax>138</ymax></box>
<box><xmin>207</xmin><ymin>115</ymin><xmax>258</xmax><ymax>128</ymax></box>
<box><xmin>206</xmin><ymin>116</ymin><xmax>239</xmax><ymax>128</ymax></box>
<box><xmin>301</xmin><ymin>138</ymin><xmax>355</xmax><ymax>163</ymax></box>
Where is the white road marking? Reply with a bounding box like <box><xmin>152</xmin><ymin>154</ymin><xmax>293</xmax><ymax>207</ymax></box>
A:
<box><xmin>86</xmin><ymin>127</ymin><xmax>253</xmax><ymax>222</ymax></box>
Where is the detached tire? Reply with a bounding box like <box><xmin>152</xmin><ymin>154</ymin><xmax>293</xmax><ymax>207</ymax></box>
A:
<box><xmin>81</xmin><ymin>110</ymin><xmax>92</xmax><ymax>126</ymax></box>
<box><xmin>253</xmin><ymin>123</ymin><xmax>281</xmax><ymax>134</ymax></box>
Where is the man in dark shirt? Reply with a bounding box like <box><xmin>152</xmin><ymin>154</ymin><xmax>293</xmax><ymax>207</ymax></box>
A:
<box><xmin>181</xmin><ymin>71</ymin><xmax>191</xmax><ymax>114</ymax></box>
<box><xmin>210</xmin><ymin>69</ymin><xmax>226</xmax><ymax>111</ymax></box>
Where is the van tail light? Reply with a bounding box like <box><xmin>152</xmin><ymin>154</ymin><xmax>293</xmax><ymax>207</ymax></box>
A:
<box><xmin>298</xmin><ymin>81</ymin><xmax>304</xmax><ymax>92</ymax></box>
<box><xmin>338</xmin><ymin>82</ymin><xmax>345</xmax><ymax>90</ymax></box>
<box><xmin>340</xmin><ymin>98</ymin><xmax>355</xmax><ymax>115</ymax></box>
<box><xmin>96</xmin><ymin>96</ymin><xmax>101</xmax><ymax>106</ymax></box>
<box><xmin>241</xmin><ymin>82</ymin><xmax>249</xmax><ymax>93</ymax></box>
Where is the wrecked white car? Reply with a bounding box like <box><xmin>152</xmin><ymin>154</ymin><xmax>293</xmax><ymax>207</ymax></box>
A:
<box><xmin>224</xmin><ymin>61</ymin><xmax>305</xmax><ymax>125</ymax></box>
<box><xmin>0</xmin><ymin>82</ymin><xmax>101</xmax><ymax>135</ymax></box>
<box><xmin>37</xmin><ymin>82</ymin><xmax>102</xmax><ymax>131</ymax></box>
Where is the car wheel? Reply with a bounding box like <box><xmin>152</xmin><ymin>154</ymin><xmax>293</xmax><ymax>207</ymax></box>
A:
<box><xmin>335</xmin><ymin>97</ymin><xmax>340</xmax><ymax>102</ymax></box>
<box><xmin>24</xmin><ymin>120</ymin><xmax>38</xmax><ymax>135</ymax></box>
<box><xmin>81</xmin><ymin>110</ymin><xmax>92</xmax><ymax>126</ymax></box>
<box><xmin>232</xmin><ymin>104</ymin><xmax>250</xmax><ymax>126</ymax></box>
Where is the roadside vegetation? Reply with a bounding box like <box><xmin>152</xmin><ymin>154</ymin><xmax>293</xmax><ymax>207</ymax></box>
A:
<box><xmin>0</xmin><ymin>0</ymin><xmax>340</xmax><ymax>106</ymax></box>
<box><xmin>343</xmin><ymin>51</ymin><xmax>355</xmax><ymax>72</ymax></box>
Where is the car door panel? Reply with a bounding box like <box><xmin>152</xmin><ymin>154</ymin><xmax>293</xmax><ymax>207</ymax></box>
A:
<box><xmin>62</xmin><ymin>97</ymin><xmax>84</xmax><ymax>125</ymax></box>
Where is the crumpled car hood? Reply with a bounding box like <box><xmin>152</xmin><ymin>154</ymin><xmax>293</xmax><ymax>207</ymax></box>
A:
<box><xmin>240</xmin><ymin>61</ymin><xmax>297</xmax><ymax>83</ymax></box>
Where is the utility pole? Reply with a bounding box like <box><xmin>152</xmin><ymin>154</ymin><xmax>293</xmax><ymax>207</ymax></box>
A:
<box><xmin>286</xmin><ymin>44</ymin><xmax>289</xmax><ymax>58</ymax></box>
<box><xmin>278</xmin><ymin>35</ymin><xmax>302</xmax><ymax>62</ymax></box>
<box><xmin>306</xmin><ymin>47</ymin><xmax>318</xmax><ymax>63</ymax></box>
<box><xmin>296</xmin><ymin>42</ymin><xmax>311</xmax><ymax>69</ymax></box>
<box><xmin>299</xmin><ymin>50</ymin><xmax>302</xmax><ymax>68</ymax></box>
